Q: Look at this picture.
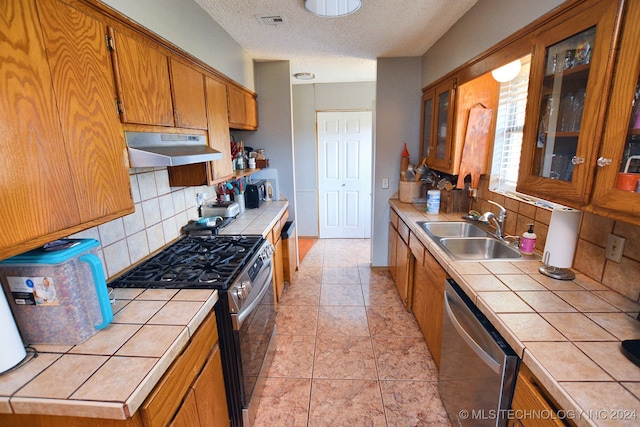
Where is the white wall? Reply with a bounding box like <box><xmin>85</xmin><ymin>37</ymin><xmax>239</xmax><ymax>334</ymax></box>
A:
<box><xmin>99</xmin><ymin>0</ymin><xmax>255</xmax><ymax>90</ymax></box>
<box><xmin>292</xmin><ymin>82</ymin><xmax>376</xmax><ymax>237</ymax></box>
<box><xmin>421</xmin><ymin>0</ymin><xmax>565</xmax><ymax>87</ymax></box>
<box><xmin>372</xmin><ymin>57</ymin><xmax>422</xmax><ymax>266</ymax></box>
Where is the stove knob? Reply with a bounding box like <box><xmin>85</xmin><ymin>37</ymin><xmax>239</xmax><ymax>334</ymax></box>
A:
<box><xmin>235</xmin><ymin>281</ymin><xmax>251</xmax><ymax>300</ymax></box>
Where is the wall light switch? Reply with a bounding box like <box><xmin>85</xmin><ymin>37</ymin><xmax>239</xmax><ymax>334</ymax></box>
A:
<box><xmin>605</xmin><ymin>234</ymin><xmax>625</xmax><ymax>263</ymax></box>
<box><xmin>381</xmin><ymin>177</ymin><xmax>389</xmax><ymax>189</ymax></box>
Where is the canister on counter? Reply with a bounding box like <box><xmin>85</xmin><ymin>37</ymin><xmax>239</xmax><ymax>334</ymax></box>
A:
<box><xmin>427</xmin><ymin>189</ymin><xmax>441</xmax><ymax>214</ymax></box>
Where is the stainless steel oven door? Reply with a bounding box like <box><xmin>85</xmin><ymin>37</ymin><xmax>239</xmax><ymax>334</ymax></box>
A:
<box><xmin>231</xmin><ymin>264</ymin><xmax>277</xmax><ymax>427</ymax></box>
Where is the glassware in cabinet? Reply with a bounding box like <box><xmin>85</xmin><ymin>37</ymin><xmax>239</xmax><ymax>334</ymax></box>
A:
<box><xmin>517</xmin><ymin>0</ymin><xmax>620</xmax><ymax>205</ymax></box>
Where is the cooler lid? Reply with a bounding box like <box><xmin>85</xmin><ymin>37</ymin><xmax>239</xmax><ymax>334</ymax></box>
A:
<box><xmin>0</xmin><ymin>239</ymin><xmax>100</xmax><ymax>265</ymax></box>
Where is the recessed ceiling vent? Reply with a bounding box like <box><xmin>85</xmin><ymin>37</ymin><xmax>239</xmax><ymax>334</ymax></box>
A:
<box><xmin>256</xmin><ymin>15</ymin><xmax>288</xmax><ymax>26</ymax></box>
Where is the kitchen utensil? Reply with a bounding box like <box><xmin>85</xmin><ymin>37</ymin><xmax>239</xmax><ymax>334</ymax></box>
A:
<box><xmin>456</xmin><ymin>106</ymin><xmax>493</xmax><ymax>189</ymax></box>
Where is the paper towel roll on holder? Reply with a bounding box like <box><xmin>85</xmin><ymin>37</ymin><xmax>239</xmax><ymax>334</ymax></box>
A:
<box><xmin>538</xmin><ymin>206</ymin><xmax>582</xmax><ymax>280</ymax></box>
<box><xmin>539</xmin><ymin>252</ymin><xmax>576</xmax><ymax>280</ymax></box>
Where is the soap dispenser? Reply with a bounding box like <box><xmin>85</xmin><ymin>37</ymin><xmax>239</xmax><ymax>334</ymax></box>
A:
<box><xmin>520</xmin><ymin>223</ymin><xmax>536</xmax><ymax>255</ymax></box>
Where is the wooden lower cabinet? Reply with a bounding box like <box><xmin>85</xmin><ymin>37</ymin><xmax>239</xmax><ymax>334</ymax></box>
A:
<box><xmin>389</xmin><ymin>212</ymin><xmax>413</xmax><ymax>310</ymax></box>
<box><xmin>0</xmin><ymin>310</ymin><xmax>229</xmax><ymax>427</ymax></box>
<box><xmin>508</xmin><ymin>364</ymin><xmax>567</xmax><ymax>427</ymax></box>
<box><xmin>267</xmin><ymin>209</ymin><xmax>288</xmax><ymax>305</ymax></box>
<box><xmin>410</xmin><ymin>233</ymin><xmax>446</xmax><ymax>368</ymax></box>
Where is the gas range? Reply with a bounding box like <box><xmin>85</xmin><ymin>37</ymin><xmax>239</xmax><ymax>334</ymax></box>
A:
<box><xmin>109</xmin><ymin>235</ymin><xmax>265</xmax><ymax>290</ymax></box>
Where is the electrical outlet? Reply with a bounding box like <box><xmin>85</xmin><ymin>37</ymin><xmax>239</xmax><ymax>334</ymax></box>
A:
<box><xmin>605</xmin><ymin>234</ymin><xmax>626</xmax><ymax>263</ymax></box>
<box><xmin>381</xmin><ymin>177</ymin><xmax>389</xmax><ymax>189</ymax></box>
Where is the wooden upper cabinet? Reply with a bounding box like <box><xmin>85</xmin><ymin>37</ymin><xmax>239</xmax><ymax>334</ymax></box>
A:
<box><xmin>0</xmin><ymin>0</ymin><xmax>80</xmax><ymax>254</ymax></box>
<box><xmin>422</xmin><ymin>78</ymin><xmax>457</xmax><ymax>174</ymax></box>
<box><xmin>589</xmin><ymin>0</ymin><xmax>640</xmax><ymax>223</ymax></box>
<box><xmin>206</xmin><ymin>77</ymin><xmax>233</xmax><ymax>179</ymax></box>
<box><xmin>167</xmin><ymin>76</ymin><xmax>232</xmax><ymax>187</ymax></box>
<box><xmin>109</xmin><ymin>28</ymin><xmax>174</xmax><ymax>126</ymax></box>
<box><xmin>169</xmin><ymin>59</ymin><xmax>207</xmax><ymax>130</ymax></box>
<box><xmin>517</xmin><ymin>0</ymin><xmax>621</xmax><ymax>206</ymax></box>
<box><xmin>37</xmin><ymin>0</ymin><xmax>133</xmax><ymax>224</ymax></box>
<box><xmin>228</xmin><ymin>84</ymin><xmax>258</xmax><ymax>130</ymax></box>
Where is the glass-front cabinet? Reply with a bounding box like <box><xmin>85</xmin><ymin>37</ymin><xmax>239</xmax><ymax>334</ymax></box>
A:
<box><xmin>590</xmin><ymin>0</ymin><xmax>640</xmax><ymax>220</ymax></box>
<box><xmin>420</xmin><ymin>79</ymin><xmax>456</xmax><ymax>174</ymax></box>
<box><xmin>517</xmin><ymin>0</ymin><xmax>620</xmax><ymax>205</ymax></box>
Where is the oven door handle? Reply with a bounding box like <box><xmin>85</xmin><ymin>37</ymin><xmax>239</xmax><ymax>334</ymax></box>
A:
<box><xmin>232</xmin><ymin>266</ymin><xmax>273</xmax><ymax>331</ymax></box>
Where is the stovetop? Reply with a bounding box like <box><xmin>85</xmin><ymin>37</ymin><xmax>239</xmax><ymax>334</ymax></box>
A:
<box><xmin>109</xmin><ymin>235</ymin><xmax>264</xmax><ymax>290</ymax></box>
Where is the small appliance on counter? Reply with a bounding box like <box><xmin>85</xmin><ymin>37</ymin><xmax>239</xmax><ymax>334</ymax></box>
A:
<box><xmin>201</xmin><ymin>200</ymin><xmax>240</xmax><ymax>218</ymax></box>
<box><xmin>245</xmin><ymin>180</ymin><xmax>265</xmax><ymax>209</ymax></box>
<box><xmin>0</xmin><ymin>239</ymin><xmax>113</xmax><ymax>345</ymax></box>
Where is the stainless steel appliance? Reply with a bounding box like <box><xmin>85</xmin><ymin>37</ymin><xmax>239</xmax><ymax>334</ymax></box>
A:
<box><xmin>201</xmin><ymin>200</ymin><xmax>240</xmax><ymax>218</ymax></box>
<box><xmin>439</xmin><ymin>279</ymin><xmax>519</xmax><ymax>427</ymax></box>
<box><xmin>109</xmin><ymin>235</ymin><xmax>276</xmax><ymax>427</ymax></box>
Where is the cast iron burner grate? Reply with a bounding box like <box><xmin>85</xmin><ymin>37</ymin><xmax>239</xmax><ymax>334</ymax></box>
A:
<box><xmin>109</xmin><ymin>235</ymin><xmax>263</xmax><ymax>290</ymax></box>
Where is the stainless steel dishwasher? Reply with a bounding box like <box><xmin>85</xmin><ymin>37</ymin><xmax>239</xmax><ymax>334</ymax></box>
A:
<box><xmin>439</xmin><ymin>279</ymin><xmax>519</xmax><ymax>427</ymax></box>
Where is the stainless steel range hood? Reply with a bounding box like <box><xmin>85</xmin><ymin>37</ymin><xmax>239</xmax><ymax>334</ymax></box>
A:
<box><xmin>125</xmin><ymin>131</ymin><xmax>222</xmax><ymax>167</ymax></box>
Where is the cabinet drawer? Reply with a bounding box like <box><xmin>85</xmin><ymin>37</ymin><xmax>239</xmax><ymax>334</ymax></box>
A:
<box><xmin>397</xmin><ymin>218</ymin><xmax>410</xmax><ymax>244</ymax></box>
<box><xmin>389</xmin><ymin>209</ymin><xmax>399</xmax><ymax>229</ymax></box>
<box><xmin>409</xmin><ymin>232</ymin><xmax>425</xmax><ymax>267</ymax></box>
<box><xmin>141</xmin><ymin>311</ymin><xmax>218</xmax><ymax>427</ymax></box>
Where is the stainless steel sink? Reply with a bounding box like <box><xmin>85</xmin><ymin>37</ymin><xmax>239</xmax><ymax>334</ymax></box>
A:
<box><xmin>418</xmin><ymin>221</ymin><xmax>488</xmax><ymax>238</ymax></box>
<box><xmin>439</xmin><ymin>237</ymin><xmax>522</xmax><ymax>260</ymax></box>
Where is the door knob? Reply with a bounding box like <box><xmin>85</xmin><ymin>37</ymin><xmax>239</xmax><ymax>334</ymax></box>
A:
<box><xmin>596</xmin><ymin>157</ymin><xmax>612</xmax><ymax>167</ymax></box>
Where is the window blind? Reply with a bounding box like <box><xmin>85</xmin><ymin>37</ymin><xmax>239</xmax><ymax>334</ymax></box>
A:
<box><xmin>490</xmin><ymin>60</ymin><xmax>530</xmax><ymax>192</ymax></box>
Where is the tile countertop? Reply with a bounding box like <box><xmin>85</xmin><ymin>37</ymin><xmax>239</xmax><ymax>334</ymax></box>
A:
<box><xmin>390</xmin><ymin>199</ymin><xmax>640</xmax><ymax>427</ymax></box>
<box><xmin>0</xmin><ymin>200</ymin><xmax>289</xmax><ymax>421</ymax></box>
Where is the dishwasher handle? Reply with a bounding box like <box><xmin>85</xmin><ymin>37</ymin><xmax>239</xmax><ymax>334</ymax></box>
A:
<box><xmin>444</xmin><ymin>289</ymin><xmax>501</xmax><ymax>375</ymax></box>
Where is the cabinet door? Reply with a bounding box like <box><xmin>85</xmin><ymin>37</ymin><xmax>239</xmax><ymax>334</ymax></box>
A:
<box><xmin>205</xmin><ymin>77</ymin><xmax>233</xmax><ymax>179</ymax></box>
<box><xmin>273</xmin><ymin>236</ymin><xmax>285</xmax><ymax>302</ymax></box>
<box><xmin>0</xmin><ymin>0</ymin><xmax>80</xmax><ymax>254</ymax></box>
<box><xmin>192</xmin><ymin>345</ymin><xmax>230</xmax><ymax>427</ymax></box>
<box><xmin>228</xmin><ymin>85</ymin><xmax>258</xmax><ymax>130</ymax></box>
<box><xmin>419</xmin><ymin>89</ymin><xmax>435</xmax><ymax>161</ymax></box>
<box><xmin>394</xmin><ymin>231</ymin><xmax>413</xmax><ymax>310</ymax></box>
<box><xmin>423</xmin><ymin>249</ymin><xmax>445</xmax><ymax>368</ymax></box>
<box><xmin>110</xmin><ymin>29</ymin><xmax>174</xmax><ymax>126</ymax></box>
<box><xmin>170</xmin><ymin>388</ymin><xmax>200</xmax><ymax>427</ymax></box>
<box><xmin>38</xmin><ymin>0</ymin><xmax>133</xmax><ymax>223</ymax></box>
<box><xmin>517</xmin><ymin>0</ymin><xmax>620</xmax><ymax>205</ymax></box>
<box><xmin>428</xmin><ymin>79</ymin><xmax>456</xmax><ymax>173</ymax></box>
<box><xmin>590</xmin><ymin>0</ymin><xmax>640</xmax><ymax>222</ymax></box>
<box><xmin>170</xmin><ymin>59</ymin><xmax>207</xmax><ymax>129</ymax></box>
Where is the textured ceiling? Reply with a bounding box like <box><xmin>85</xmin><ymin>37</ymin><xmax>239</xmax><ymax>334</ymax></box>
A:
<box><xmin>194</xmin><ymin>0</ymin><xmax>477</xmax><ymax>84</ymax></box>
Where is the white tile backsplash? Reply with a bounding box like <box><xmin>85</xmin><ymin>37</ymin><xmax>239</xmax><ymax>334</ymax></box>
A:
<box><xmin>127</xmin><ymin>231</ymin><xmax>150</xmax><ymax>264</ymax></box>
<box><xmin>70</xmin><ymin>168</ymin><xmax>203</xmax><ymax>281</ymax></box>
<box><xmin>98</xmin><ymin>218</ymin><xmax>126</xmax><ymax>246</ymax></box>
<box><xmin>122</xmin><ymin>206</ymin><xmax>145</xmax><ymax>236</ymax></box>
<box><xmin>137</xmin><ymin>171</ymin><xmax>158</xmax><ymax>201</ymax></box>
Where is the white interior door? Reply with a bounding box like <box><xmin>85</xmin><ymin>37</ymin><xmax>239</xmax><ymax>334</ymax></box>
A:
<box><xmin>318</xmin><ymin>111</ymin><xmax>372</xmax><ymax>238</ymax></box>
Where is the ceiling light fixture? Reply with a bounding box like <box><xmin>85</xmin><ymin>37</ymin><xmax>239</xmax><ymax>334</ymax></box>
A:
<box><xmin>304</xmin><ymin>0</ymin><xmax>362</xmax><ymax>18</ymax></box>
<box><xmin>491</xmin><ymin>59</ymin><xmax>522</xmax><ymax>82</ymax></box>
<box><xmin>294</xmin><ymin>72</ymin><xmax>316</xmax><ymax>80</ymax></box>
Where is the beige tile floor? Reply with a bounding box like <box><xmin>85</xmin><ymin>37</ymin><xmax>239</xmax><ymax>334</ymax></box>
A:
<box><xmin>253</xmin><ymin>239</ymin><xmax>452</xmax><ymax>427</ymax></box>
